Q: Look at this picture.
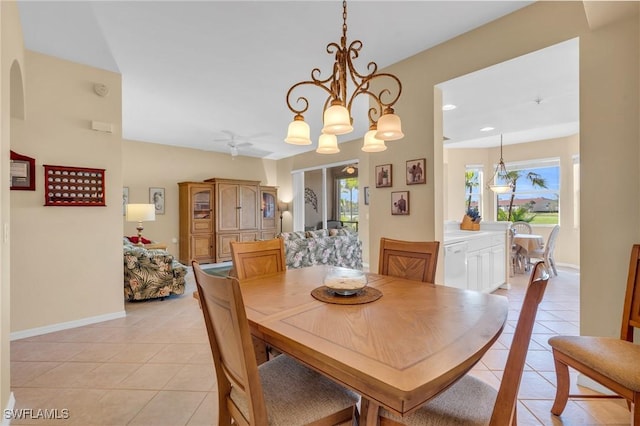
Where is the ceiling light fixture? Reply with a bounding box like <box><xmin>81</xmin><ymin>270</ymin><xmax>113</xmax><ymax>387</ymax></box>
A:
<box><xmin>442</xmin><ymin>104</ymin><xmax>457</xmax><ymax>111</ymax></box>
<box><xmin>487</xmin><ymin>134</ymin><xmax>514</xmax><ymax>194</ymax></box>
<box><xmin>284</xmin><ymin>0</ymin><xmax>403</xmax><ymax>153</ymax></box>
<box><xmin>480</xmin><ymin>126</ymin><xmax>495</xmax><ymax>132</ymax></box>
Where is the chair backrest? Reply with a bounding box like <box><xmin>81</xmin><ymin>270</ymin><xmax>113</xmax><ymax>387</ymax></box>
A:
<box><xmin>489</xmin><ymin>261</ymin><xmax>549</xmax><ymax>425</ymax></box>
<box><xmin>230</xmin><ymin>238</ymin><xmax>286</xmax><ymax>280</ymax></box>
<box><xmin>378</xmin><ymin>237</ymin><xmax>440</xmax><ymax>283</ymax></box>
<box><xmin>192</xmin><ymin>261</ymin><xmax>268</xmax><ymax>425</ymax></box>
<box><xmin>543</xmin><ymin>224</ymin><xmax>560</xmax><ymax>257</ymax></box>
<box><xmin>621</xmin><ymin>244</ymin><xmax>640</xmax><ymax>342</ymax></box>
<box><xmin>511</xmin><ymin>221</ymin><xmax>532</xmax><ymax>235</ymax></box>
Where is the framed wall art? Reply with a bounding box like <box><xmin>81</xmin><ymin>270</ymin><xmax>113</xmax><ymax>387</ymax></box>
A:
<box><xmin>10</xmin><ymin>151</ymin><xmax>36</xmax><ymax>191</ymax></box>
<box><xmin>391</xmin><ymin>191</ymin><xmax>409</xmax><ymax>215</ymax></box>
<box><xmin>406</xmin><ymin>158</ymin><xmax>426</xmax><ymax>185</ymax></box>
<box><xmin>375</xmin><ymin>164</ymin><xmax>392</xmax><ymax>188</ymax></box>
<box><xmin>364</xmin><ymin>186</ymin><xmax>370</xmax><ymax>205</ymax></box>
<box><xmin>149</xmin><ymin>187</ymin><xmax>165</xmax><ymax>215</ymax></box>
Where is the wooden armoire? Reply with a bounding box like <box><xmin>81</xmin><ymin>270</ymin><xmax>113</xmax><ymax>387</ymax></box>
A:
<box><xmin>178</xmin><ymin>178</ymin><xmax>278</xmax><ymax>264</ymax></box>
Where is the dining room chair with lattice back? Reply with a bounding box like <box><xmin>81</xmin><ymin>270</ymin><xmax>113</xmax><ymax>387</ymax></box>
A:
<box><xmin>379</xmin><ymin>261</ymin><xmax>550</xmax><ymax>426</ymax></box>
<box><xmin>378</xmin><ymin>238</ymin><xmax>440</xmax><ymax>283</ymax></box>
<box><xmin>511</xmin><ymin>221</ymin><xmax>532</xmax><ymax>235</ymax></box>
<box><xmin>229</xmin><ymin>238</ymin><xmax>286</xmax><ymax>280</ymax></box>
<box><xmin>548</xmin><ymin>244</ymin><xmax>640</xmax><ymax>425</ymax></box>
<box><xmin>192</xmin><ymin>261</ymin><xmax>359</xmax><ymax>426</ymax></box>
<box><xmin>528</xmin><ymin>224</ymin><xmax>560</xmax><ymax>276</ymax></box>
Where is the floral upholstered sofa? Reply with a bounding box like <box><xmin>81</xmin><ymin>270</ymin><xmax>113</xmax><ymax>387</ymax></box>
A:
<box><xmin>279</xmin><ymin>228</ymin><xmax>363</xmax><ymax>270</ymax></box>
<box><xmin>123</xmin><ymin>237</ymin><xmax>187</xmax><ymax>301</ymax></box>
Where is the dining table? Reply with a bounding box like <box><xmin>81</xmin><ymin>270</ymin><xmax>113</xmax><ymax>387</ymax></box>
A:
<box><xmin>513</xmin><ymin>234</ymin><xmax>545</xmax><ymax>272</ymax></box>
<box><xmin>238</xmin><ymin>265</ymin><xmax>509</xmax><ymax>425</ymax></box>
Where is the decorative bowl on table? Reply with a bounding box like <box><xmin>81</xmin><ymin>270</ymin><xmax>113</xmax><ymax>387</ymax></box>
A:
<box><xmin>323</xmin><ymin>267</ymin><xmax>368</xmax><ymax>296</ymax></box>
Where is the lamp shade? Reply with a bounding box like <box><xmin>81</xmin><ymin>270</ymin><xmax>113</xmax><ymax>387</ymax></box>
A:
<box><xmin>489</xmin><ymin>184</ymin><xmax>513</xmax><ymax>194</ymax></box>
<box><xmin>285</xmin><ymin>117</ymin><xmax>312</xmax><ymax>145</ymax></box>
<box><xmin>126</xmin><ymin>204</ymin><xmax>156</xmax><ymax>222</ymax></box>
<box><xmin>375</xmin><ymin>111</ymin><xmax>404</xmax><ymax>141</ymax></box>
<box><xmin>316</xmin><ymin>133</ymin><xmax>340</xmax><ymax>154</ymax></box>
<box><xmin>322</xmin><ymin>104</ymin><xmax>353</xmax><ymax>135</ymax></box>
<box><xmin>362</xmin><ymin>129</ymin><xmax>387</xmax><ymax>152</ymax></box>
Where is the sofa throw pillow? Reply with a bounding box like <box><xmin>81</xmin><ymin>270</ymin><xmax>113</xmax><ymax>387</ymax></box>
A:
<box><xmin>306</xmin><ymin>229</ymin><xmax>328</xmax><ymax>238</ymax></box>
<box><xmin>128</xmin><ymin>236</ymin><xmax>152</xmax><ymax>244</ymax></box>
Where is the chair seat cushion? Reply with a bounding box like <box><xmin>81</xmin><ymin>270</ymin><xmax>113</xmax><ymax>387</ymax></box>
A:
<box><xmin>549</xmin><ymin>336</ymin><xmax>640</xmax><ymax>391</ymax></box>
<box><xmin>231</xmin><ymin>354</ymin><xmax>358</xmax><ymax>425</ymax></box>
<box><xmin>380</xmin><ymin>375</ymin><xmax>497</xmax><ymax>426</ymax></box>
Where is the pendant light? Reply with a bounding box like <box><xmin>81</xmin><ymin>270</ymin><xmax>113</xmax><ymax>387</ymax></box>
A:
<box><xmin>487</xmin><ymin>134</ymin><xmax>513</xmax><ymax>193</ymax></box>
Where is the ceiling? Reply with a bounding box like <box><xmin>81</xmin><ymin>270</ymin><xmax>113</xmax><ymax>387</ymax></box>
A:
<box><xmin>16</xmin><ymin>0</ymin><xmax>577</xmax><ymax>160</ymax></box>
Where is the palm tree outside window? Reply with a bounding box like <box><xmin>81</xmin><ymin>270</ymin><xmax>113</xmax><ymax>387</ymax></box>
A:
<box><xmin>495</xmin><ymin>159</ymin><xmax>559</xmax><ymax>224</ymax></box>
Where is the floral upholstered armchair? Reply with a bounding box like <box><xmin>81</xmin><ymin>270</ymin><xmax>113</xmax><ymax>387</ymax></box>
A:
<box><xmin>123</xmin><ymin>237</ymin><xmax>187</xmax><ymax>301</ymax></box>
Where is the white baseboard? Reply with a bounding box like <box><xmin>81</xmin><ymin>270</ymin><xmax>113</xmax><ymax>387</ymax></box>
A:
<box><xmin>577</xmin><ymin>374</ymin><xmax>617</xmax><ymax>395</ymax></box>
<box><xmin>10</xmin><ymin>311</ymin><xmax>126</xmax><ymax>341</ymax></box>
<box><xmin>2</xmin><ymin>392</ymin><xmax>15</xmax><ymax>426</ymax></box>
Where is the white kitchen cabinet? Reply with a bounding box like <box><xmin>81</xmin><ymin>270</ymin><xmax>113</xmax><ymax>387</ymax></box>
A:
<box><xmin>444</xmin><ymin>228</ymin><xmax>507</xmax><ymax>293</ymax></box>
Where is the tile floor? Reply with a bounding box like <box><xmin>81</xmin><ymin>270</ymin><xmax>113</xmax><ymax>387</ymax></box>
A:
<box><xmin>9</xmin><ymin>265</ymin><xmax>632</xmax><ymax>425</ymax></box>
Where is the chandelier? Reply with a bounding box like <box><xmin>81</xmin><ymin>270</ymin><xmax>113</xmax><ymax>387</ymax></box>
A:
<box><xmin>487</xmin><ymin>134</ymin><xmax>514</xmax><ymax>193</ymax></box>
<box><xmin>284</xmin><ymin>1</ymin><xmax>404</xmax><ymax>154</ymax></box>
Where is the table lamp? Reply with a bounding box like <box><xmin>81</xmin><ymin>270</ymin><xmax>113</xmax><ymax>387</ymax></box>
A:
<box><xmin>126</xmin><ymin>203</ymin><xmax>156</xmax><ymax>246</ymax></box>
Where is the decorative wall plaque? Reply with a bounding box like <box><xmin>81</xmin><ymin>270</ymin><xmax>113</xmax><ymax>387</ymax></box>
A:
<box><xmin>43</xmin><ymin>165</ymin><xmax>106</xmax><ymax>206</ymax></box>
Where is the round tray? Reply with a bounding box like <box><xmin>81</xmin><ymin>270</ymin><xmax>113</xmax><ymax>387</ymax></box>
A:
<box><xmin>311</xmin><ymin>286</ymin><xmax>382</xmax><ymax>305</ymax></box>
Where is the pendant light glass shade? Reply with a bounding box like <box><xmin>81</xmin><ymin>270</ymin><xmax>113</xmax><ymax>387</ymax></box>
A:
<box><xmin>487</xmin><ymin>134</ymin><xmax>514</xmax><ymax>193</ymax></box>
<box><xmin>322</xmin><ymin>103</ymin><xmax>353</xmax><ymax>135</ymax></box>
<box><xmin>374</xmin><ymin>109</ymin><xmax>404</xmax><ymax>141</ymax></box>
<box><xmin>316</xmin><ymin>133</ymin><xmax>340</xmax><ymax>154</ymax></box>
<box><xmin>284</xmin><ymin>116</ymin><xmax>312</xmax><ymax>145</ymax></box>
<box><xmin>362</xmin><ymin>129</ymin><xmax>387</xmax><ymax>152</ymax></box>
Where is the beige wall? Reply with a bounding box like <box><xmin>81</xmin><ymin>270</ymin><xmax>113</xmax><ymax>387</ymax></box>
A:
<box><xmin>122</xmin><ymin>140</ymin><xmax>277</xmax><ymax>257</ymax></box>
<box><xmin>1</xmin><ymin>0</ymin><xmax>26</xmax><ymax>411</ymax></box>
<box><xmin>10</xmin><ymin>51</ymin><xmax>124</xmax><ymax>334</ymax></box>
<box><xmin>379</xmin><ymin>1</ymin><xmax>637</xmax><ymax>337</ymax></box>
<box><xmin>445</xmin><ymin>134</ymin><xmax>580</xmax><ymax>267</ymax></box>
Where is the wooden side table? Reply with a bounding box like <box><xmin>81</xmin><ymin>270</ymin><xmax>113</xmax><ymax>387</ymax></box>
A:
<box><xmin>143</xmin><ymin>243</ymin><xmax>167</xmax><ymax>250</ymax></box>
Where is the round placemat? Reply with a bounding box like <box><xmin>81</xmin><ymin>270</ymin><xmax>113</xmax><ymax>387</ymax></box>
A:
<box><xmin>311</xmin><ymin>286</ymin><xmax>382</xmax><ymax>305</ymax></box>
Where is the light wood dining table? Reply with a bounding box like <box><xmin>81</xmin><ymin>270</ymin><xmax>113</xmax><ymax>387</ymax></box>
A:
<box><xmin>238</xmin><ymin>265</ymin><xmax>509</xmax><ymax>425</ymax></box>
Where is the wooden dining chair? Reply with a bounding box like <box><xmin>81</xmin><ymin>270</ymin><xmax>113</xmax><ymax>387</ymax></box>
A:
<box><xmin>548</xmin><ymin>244</ymin><xmax>640</xmax><ymax>425</ymax></box>
<box><xmin>528</xmin><ymin>224</ymin><xmax>560</xmax><ymax>276</ymax></box>
<box><xmin>229</xmin><ymin>238</ymin><xmax>286</xmax><ymax>280</ymax></box>
<box><xmin>378</xmin><ymin>238</ymin><xmax>440</xmax><ymax>283</ymax></box>
<box><xmin>379</xmin><ymin>261</ymin><xmax>550</xmax><ymax>426</ymax></box>
<box><xmin>192</xmin><ymin>261</ymin><xmax>359</xmax><ymax>426</ymax></box>
<box><xmin>511</xmin><ymin>221</ymin><xmax>532</xmax><ymax>235</ymax></box>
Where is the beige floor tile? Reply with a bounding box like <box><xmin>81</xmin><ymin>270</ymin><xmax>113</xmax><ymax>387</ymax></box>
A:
<box><xmin>148</xmin><ymin>343</ymin><xmax>211</xmax><ymax>364</ymax></box>
<box><xmin>79</xmin><ymin>389</ymin><xmax>158</xmax><ymax>425</ymax></box>
<box><xmin>162</xmin><ymin>364</ymin><xmax>215</xmax><ymax>392</ymax></box>
<box><xmin>23</xmin><ymin>362</ymin><xmax>101</xmax><ymax>388</ymax></box>
<box><xmin>106</xmin><ymin>343</ymin><xmax>167</xmax><ymax>363</ymax></box>
<box><xmin>186</xmin><ymin>391</ymin><xmax>218</xmax><ymax>426</ymax></box>
<box><xmin>11</xmin><ymin>362</ymin><xmax>61</xmax><ymax>387</ymax></box>
<box><xmin>117</xmin><ymin>363</ymin><xmax>182</xmax><ymax>390</ymax></box>
<box><xmin>128</xmin><ymin>390</ymin><xmax>207</xmax><ymax>426</ymax></box>
<box><xmin>11</xmin><ymin>342</ymin><xmax>89</xmax><ymax>362</ymax></box>
<box><xmin>68</xmin><ymin>343</ymin><xmax>129</xmax><ymax>362</ymax></box>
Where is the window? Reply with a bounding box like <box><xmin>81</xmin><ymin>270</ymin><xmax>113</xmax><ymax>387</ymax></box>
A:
<box><xmin>337</xmin><ymin>176</ymin><xmax>359</xmax><ymax>231</ymax></box>
<box><xmin>465</xmin><ymin>166</ymin><xmax>483</xmax><ymax>217</ymax></box>
<box><xmin>495</xmin><ymin>158</ymin><xmax>560</xmax><ymax>225</ymax></box>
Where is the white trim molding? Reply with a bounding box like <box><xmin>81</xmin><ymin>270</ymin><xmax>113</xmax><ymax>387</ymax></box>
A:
<box><xmin>10</xmin><ymin>311</ymin><xmax>126</xmax><ymax>341</ymax></box>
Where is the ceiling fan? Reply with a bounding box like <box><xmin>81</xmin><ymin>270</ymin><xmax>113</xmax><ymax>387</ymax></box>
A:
<box><xmin>211</xmin><ymin>130</ymin><xmax>273</xmax><ymax>158</ymax></box>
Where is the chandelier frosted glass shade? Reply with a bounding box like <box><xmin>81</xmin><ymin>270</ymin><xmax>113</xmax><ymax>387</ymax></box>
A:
<box><xmin>316</xmin><ymin>133</ymin><xmax>340</xmax><ymax>154</ymax></box>
<box><xmin>374</xmin><ymin>110</ymin><xmax>404</xmax><ymax>141</ymax></box>
<box><xmin>322</xmin><ymin>103</ymin><xmax>353</xmax><ymax>135</ymax></box>
<box><xmin>284</xmin><ymin>116</ymin><xmax>312</xmax><ymax>145</ymax></box>
<box><xmin>362</xmin><ymin>129</ymin><xmax>387</xmax><ymax>152</ymax></box>
<box><xmin>489</xmin><ymin>182</ymin><xmax>513</xmax><ymax>193</ymax></box>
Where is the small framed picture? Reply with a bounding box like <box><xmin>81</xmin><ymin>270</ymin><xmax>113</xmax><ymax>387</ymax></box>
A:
<box><xmin>123</xmin><ymin>187</ymin><xmax>129</xmax><ymax>216</ymax></box>
<box><xmin>10</xmin><ymin>150</ymin><xmax>36</xmax><ymax>191</ymax></box>
<box><xmin>391</xmin><ymin>191</ymin><xmax>409</xmax><ymax>215</ymax></box>
<box><xmin>364</xmin><ymin>186</ymin><xmax>370</xmax><ymax>205</ymax></box>
<box><xmin>375</xmin><ymin>164</ymin><xmax>392</xmax><ymax>188</ymax></box>
<box><xmin>406</xmin><ymin>158</ymin><xmax>426</xmax><ymax>185</ymax></box>
<box><xmin>149</xmin><ymin>187</ymin><xmax>165</xmax><ymax>215</ymax></box>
